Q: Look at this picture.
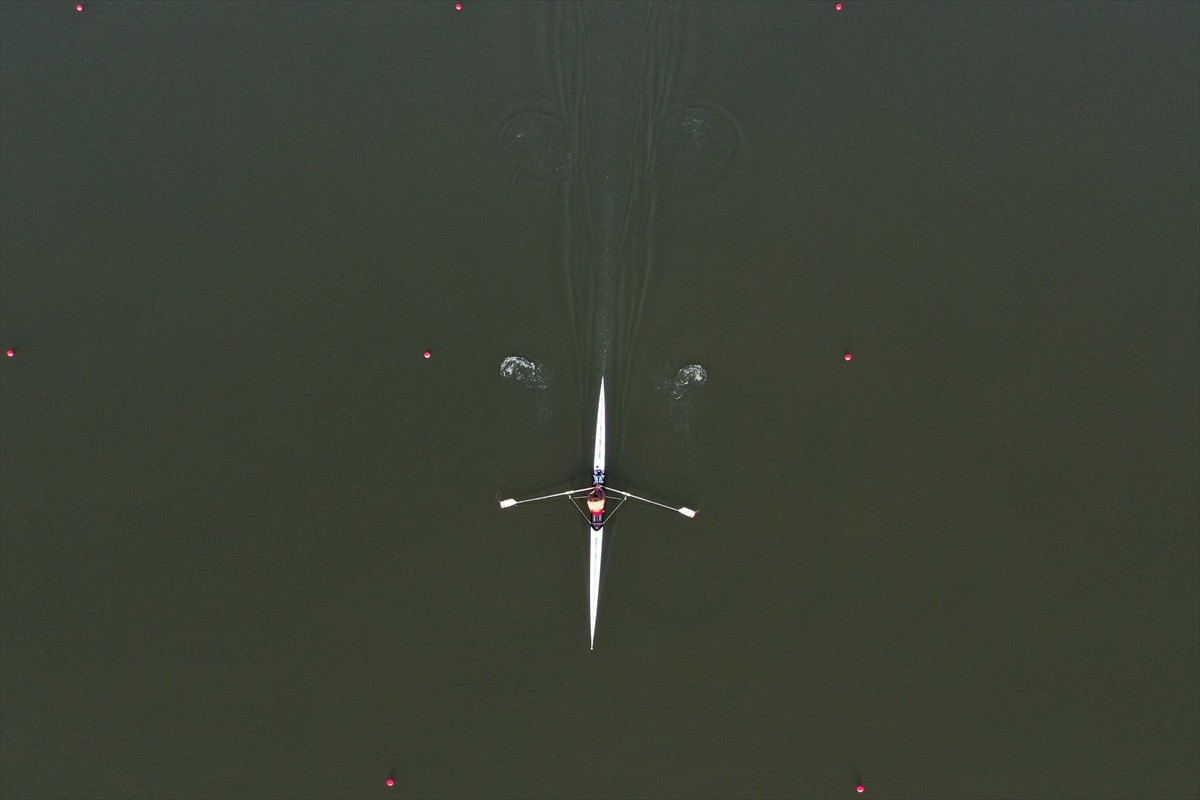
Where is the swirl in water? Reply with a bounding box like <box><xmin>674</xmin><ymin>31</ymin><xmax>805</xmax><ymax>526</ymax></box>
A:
<box><xmin>499</xmin><ymin>112</ymin><xmax>577</xmax><ymax>184</ymax></box>
<box><xmin>500</xmin><ymin>355</ymin><xmax>548</xmax><ymax>390</ymax></box>
<box><xmin>655</xmin><ymin>106</ymin><xmax>739</xmax><ymax>189</ymax></box>
<box><xmin>669</xmin><ymin>364</ymin><xmax>707</xmax><ymax>400</ymax></box>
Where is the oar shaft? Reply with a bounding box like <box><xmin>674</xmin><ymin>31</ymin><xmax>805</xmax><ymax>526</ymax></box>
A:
<box><xmin>608</xmin><ymin>488</ymin><xmax>697</xmax><ymax>518</ymax></box>
<box><xmin>499</xmin><ymin>488</ymin><xmax>588</xmax><ymax>508</ymax></box>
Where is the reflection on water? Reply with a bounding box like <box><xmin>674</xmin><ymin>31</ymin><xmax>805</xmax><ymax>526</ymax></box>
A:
<box><xmin>500</xmin><ymin>111</ymin><xmax>577</xmax><ymax>187</ymax></box>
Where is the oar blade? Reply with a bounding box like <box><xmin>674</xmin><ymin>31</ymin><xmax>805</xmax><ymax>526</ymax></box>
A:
<box><xmin>499</xmin><ymin>498</ymin><xmax>518</xmax><ymax>508</ymax></box>
<box><xmin>678</xmin><ymin>507</ymin><xmax>697</xmax><ymax>518</ymax></box>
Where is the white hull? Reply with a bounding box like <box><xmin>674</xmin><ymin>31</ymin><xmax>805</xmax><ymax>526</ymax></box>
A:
<box><xmin>589</xmin><ymin>378</ymin><xmax>606</xmax><ymax>650</ymax></box>
<box><xmin>498</xmin><ymin>375</ymin><xmax>695</xmax><ymax>649</ymax></box>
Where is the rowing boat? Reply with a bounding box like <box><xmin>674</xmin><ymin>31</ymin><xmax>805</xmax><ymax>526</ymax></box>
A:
<box><xmin>499</xmin><ymin>378</ymin><xmax>696</xmax><ymax>649</ymax></box>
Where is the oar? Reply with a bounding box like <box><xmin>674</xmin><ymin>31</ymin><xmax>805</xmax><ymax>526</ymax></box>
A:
<box><xmin>499</xmin><ymin>487</ymin><xmax>590</xmax><ymax>509</ymax></box>
<box><xmin>606</xmin><ymin>488</ymin><xmax>697</xmax><ymax>518</ymax></box>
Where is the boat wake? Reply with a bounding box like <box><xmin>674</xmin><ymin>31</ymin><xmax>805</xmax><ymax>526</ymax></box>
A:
<box><xmin>498</xmin><ymin>3</ymin><xmax>739</xmax><ymax>427</ymax></box>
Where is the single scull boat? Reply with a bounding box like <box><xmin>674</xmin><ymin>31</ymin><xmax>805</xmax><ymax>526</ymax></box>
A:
<box><xmin>499</xmin><ymin>378</ymin><xmax>697</xmax><ymax>649</ymax></box>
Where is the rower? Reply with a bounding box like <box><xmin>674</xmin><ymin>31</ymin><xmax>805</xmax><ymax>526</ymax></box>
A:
<box><xmin>586</xmin><ymin>485</ymin><xmax>606</xmax><ymax>524</ymax></box>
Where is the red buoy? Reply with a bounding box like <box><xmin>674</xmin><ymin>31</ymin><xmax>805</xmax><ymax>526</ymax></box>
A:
<box><xmin>423</xmin><ymin>351</ymin><xmax>432</xmax><ymax>359</ymax></box>
<box><xmin>843</xmin><ymin>352</ymin><xmax>853</xmax><ymax>362</ymax></box>
<box><xmin>856</xmin><ymin>784</ymin><xmax>865</xmax><ymax>793</ymax></box>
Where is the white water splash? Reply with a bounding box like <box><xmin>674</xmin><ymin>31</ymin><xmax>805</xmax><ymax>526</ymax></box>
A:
<box><xmin>500</xmin><ymin>356</ymin><xmax>548</xmax><ymax>390</ymax></box>
<box><xmin>669</xmin><ymin>364</ymin><xmax>707</xmax><ymax>400</ymax></box>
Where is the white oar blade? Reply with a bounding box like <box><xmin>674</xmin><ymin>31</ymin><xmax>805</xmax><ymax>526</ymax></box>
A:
<box><xmin>499</xmin><ymin>498</ymin><xmax>518</xmax><ymax>508</ymax></box>
<box><xmin>678</xmin><ymin>507</ymin><xmax>697</xmax><ymax>518</ymax></box>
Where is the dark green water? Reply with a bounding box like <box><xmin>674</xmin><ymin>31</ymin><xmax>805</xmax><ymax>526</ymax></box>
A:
<box><xmin>1</xmin><ymin>2</ymin><xmax>1196</xmax><ymax>798</ymax></box>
